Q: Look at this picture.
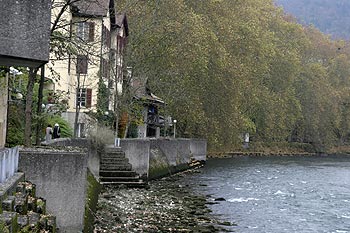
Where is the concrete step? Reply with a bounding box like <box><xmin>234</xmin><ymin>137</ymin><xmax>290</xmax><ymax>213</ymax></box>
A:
<box><xmin>100</xmin><ymin>176</ymin><xmax>142</xmax><ymax>183</ymax></box>
<box><xmin>104</xmin><ymin>151</ymin><xmax>125</xmax><ymax>156</ymax></box>
<box><xmin>14</xmin><ymin>193</ymin><xmax>29</xmax><ymax>215</ymax></box>
<box><xmin>28</xmin><ymin>211</ymin><xmax>40</xmax><ymax>226</ymax></box>
<box><xmin>102</xmin><ymin>154</ymin><xmax>126</xmax><ymax>160</ymax></box>
<box><xmin>100</xmin><ymin>161</ymin><xmax>131</xmax><ymax>167</ymax></box>
<box><xmin>99</xmin><ymin>170</ymin><xmax>138</xmax><ymax>177</ymax></box>
<box><xmin>101</xmin><ymin>157</ymin><xmax>129</xmax><ymax>163</ymax></box>
<box><xmin>2</xmin><ymin>196</ymin><xmax>15</xmax><ymax>212</ymax></box>
<box><xmin>104</xmin><ymin>147</ymin><xmax>123</xmax><ymax>153</ymax></box>
<box><xmin>17</xmin><ymin>215</ymin><xmax>28</xmax><ymax>228</ymax></box>
<box><xmin>100</xmin><ymin>168</ymin><xmax>131</xmax><ymax>172</ymax></box>
<box><xmin>0</xmin><ymin>211</ymin><xmax>18</xmax><ymax>231</ymax></box>
<box><xmin>100</xmin><ymin>159</ymin><xmax>129</xmax><ymax>164</ymax></box>
<box><xmin>100</xmin><ymin>164</ymin><xmax>133</xmax><ymax>171</ymax></box>
<box><xmin>100</xmin><ymin>181</ymin><xmax>147</xmax><ymax>188</ymax></box>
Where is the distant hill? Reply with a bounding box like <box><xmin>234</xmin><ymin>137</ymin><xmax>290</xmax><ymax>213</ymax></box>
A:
<box><xmin>275</xmin><ymin>0</ymin><xmax>350</xmax><ymax>40</ymax></box>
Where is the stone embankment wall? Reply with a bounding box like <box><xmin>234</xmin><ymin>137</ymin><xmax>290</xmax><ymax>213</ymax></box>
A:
<box><xmin>120</xmin><ymin>138</ymin><xmax>207</xmax><ymax>179</ymax></box>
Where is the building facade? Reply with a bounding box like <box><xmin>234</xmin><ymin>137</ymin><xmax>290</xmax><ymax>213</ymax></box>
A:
<box><xmin>47</xmin><ymin>0</ymin><xmax>128</xmax><ymax>137</ymax></box>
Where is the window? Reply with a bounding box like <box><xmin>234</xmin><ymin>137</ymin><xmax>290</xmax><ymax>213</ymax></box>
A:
<box><xmin>76</xmin><ymin>88</ymin><xmax>92</xmax><ymax>108</ymax></box>
<box><xmin>77</xmin><ymin>22</ymin><xmax>95</xmax><ymax>42</ymax></box>
<box><xmin>76</xmin><ymin>55</ymin><xmax>88</xmax><ymax>74</ymax></box>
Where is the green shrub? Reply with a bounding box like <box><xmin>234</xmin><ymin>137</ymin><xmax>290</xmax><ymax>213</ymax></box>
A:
<box><xmin>46</xmin><ymin>115</ymin><xmax>73</xmax><ymax>138</ymax></box>
<box><xmin>0</xmin><ymin>221</ymin><xmax>9</xmax><ymax>233</ymax></box>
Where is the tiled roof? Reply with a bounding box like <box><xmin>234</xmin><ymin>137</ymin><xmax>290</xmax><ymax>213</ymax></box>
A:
<box><xmin>72</xmin><ymin>0</ymin><xmax>110</xmax><ymax>17</ymax></box>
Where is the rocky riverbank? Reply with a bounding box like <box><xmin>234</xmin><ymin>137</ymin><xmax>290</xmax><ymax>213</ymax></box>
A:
<box><xmin>93</xmin><ymin>169</ymin><xmax>234</xmax><ymax>232</ymax></box>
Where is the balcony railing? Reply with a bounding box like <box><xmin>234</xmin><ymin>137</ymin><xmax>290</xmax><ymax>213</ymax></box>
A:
<box><xmin>0</xmin><ymin>146</ymin><xmax>19</xmax><ymax>183</ymax></box>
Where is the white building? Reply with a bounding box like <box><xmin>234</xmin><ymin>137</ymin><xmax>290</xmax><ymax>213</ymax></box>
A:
<box><xmin>47</xmin><ymin>0</ymin><xmax>128</xmax><ymax>137</ymax></box>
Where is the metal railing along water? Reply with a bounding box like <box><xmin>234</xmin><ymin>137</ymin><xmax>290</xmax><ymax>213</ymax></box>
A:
<box><xmin>0</xmin><ymin>146</ymin><xmax>19</xmax><ymax>183</ymax></box>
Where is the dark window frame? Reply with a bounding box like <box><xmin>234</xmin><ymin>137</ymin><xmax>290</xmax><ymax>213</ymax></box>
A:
<box><xmin>76</xmin><ymin>55</ymin><xmax>88</xmax><ymax>74</ymax></box>
<box><xmin>77</xmin><ymin>21</ymin><xmax>95</xmax><ymax>42</ymax></box>
<box><xmin>76</xmin><ymin>87</ymin><xmax>92</xmax><ymax>108</ymax></box>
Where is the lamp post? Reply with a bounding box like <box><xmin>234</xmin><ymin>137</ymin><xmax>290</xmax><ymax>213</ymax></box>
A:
<box><xmin>173</xmin><ymin>119</ymin><xmax>177</xmax><ymax>138</ymax></box>
<box><xmin>104</xmin><ymin>111</ymin><xmax>109</xmax><ymax>126</ymax></box>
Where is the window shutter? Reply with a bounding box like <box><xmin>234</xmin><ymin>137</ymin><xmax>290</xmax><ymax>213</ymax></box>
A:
<box><xmin>86</xmin><ymin>88</ymin><xmax>92</xmax><ymax>108</ymax></box>
<box><xmin>102</xmin><ymin>25</ymin><xmax>106</xmax><ymax>45</ymax></box>
<box><xmin>89</xmin><ymin>22</ymin><xmax>95</xmax><ymax>42</ymax></box>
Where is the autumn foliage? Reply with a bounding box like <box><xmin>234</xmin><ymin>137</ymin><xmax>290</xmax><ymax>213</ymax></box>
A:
<box><xmin>118</xmin><ymin>0</ymin><xmax>350</xmax><ymax>152</ymax></box>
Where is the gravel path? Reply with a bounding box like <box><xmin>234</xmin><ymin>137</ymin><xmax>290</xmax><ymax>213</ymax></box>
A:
<box><xmin>93</xmin><ymin>170</ymin><xmax>234</xmax><ymax>232</ymax></box>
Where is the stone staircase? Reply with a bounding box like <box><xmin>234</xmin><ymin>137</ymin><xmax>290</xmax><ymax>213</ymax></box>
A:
<box><xmin>99</xmin><ymin>148</ymin><xmax>147</xmax><ymax>188</ymax></box>
<box><xmin>0</xmin><ymin>181</ymin><xmax>56</xmax><ymax>232</ymax></box>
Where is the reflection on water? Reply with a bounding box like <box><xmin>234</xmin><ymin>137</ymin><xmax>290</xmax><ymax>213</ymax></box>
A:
<box><xmin>186</xmin><ymin>155</ymin><xmax>350</xmax><ymax>233</ymax></box>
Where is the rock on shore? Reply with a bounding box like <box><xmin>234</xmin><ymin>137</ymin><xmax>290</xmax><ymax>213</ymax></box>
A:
<box><xmin>93</xmin><ymin>171</ymin><xmax>233</xmax><ymax>232</ymax></box>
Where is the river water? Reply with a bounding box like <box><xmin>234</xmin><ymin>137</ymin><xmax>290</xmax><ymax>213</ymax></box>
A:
<box><xmin>186</xmin><ymin>155</ymin><xmax>350</xmax><ymax>233</ymax></box>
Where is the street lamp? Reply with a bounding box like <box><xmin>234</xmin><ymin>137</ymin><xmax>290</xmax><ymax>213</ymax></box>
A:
<box><xmin>8</xmin><ymin>88</ymin><xmax>23</xmax><ymax>102</ymax></box>
<box><xmin>15</xmin><ymin>92</ymin><xmax>23</xmax><ymax>100</ymax></box>
<box><xmin>173</xmin><ymin>119</ymin><xmax>177</xmax><ymax>138</ymax></box>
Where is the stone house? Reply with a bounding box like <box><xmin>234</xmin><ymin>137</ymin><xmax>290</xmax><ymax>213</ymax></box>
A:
<box><xmin>47</xmin><ymin>0</ymin><xmax>128</xmax><ymax>137</ymax></box>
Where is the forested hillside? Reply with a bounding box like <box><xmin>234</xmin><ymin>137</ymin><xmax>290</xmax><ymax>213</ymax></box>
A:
<box><xmin>276</xmin><ymin>0</ymin><xmax>350</xmax><ymax>39</ymax></box>
<box><xmin>118</xmin><ymin>0</ymin><xmax>350</xmax><ymax>152</ymax></box>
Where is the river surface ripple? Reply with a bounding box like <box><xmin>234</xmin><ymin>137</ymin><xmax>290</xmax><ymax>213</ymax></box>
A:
<box><xmin>185</xmin><ymin>155</ymin><xmax>350</xmax><ymax>233</ymax></box>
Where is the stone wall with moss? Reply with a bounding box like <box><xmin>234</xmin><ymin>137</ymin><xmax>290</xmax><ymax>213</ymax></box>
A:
<box><xmin>83</xmin><ymin>169</ymin><xmax>102</xmax><ymax>233</ymax></box>
<box><xmin>121</xmin><ymin>138</ymin><xmax>207</xmax><ymax>180</ymax></box>
<box><xmin>148</xmin><ymin>139</ymin><xmax>192</xmax><ymax>179</ymax></box>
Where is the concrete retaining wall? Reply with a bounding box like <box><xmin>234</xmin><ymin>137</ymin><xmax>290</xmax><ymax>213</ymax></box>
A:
<box><xmin>42</xmin><ymin>138</ymin><xmax>100</xmax><ymax>178</ymax></box>
<box><xmin>19</xmin><ymin>148</ymin><xmax>88</xmax><ymax>233</ymax></box>
<box><xmin>120</xmin><ymin>138</ymin><xmax>207</xmax><ymax>180</ymax></box>
<box><xmin>189</xmin><ymin>139</ymin><xmax>207</xmax><ymax>161</ymax></box>
<box><xmin>120</xmin><ymin>139</ymin><xmax>150</xmax><ymax>178</ymax></box>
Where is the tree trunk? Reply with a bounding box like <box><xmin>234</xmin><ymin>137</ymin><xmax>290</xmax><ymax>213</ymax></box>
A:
<box><xmin>24</xmin><ymin>67</ymin><xmax>39</xmax><ymax>147</ymax></box>
<box><xmin>35</xmin><ymin>67</ymin><xmax>45</xmax><ymax>145</ymax></box>
<box><xmin>3</xmin><ymin>71</ymin><xmax>9</xmax><ymax>148</ymax></box>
